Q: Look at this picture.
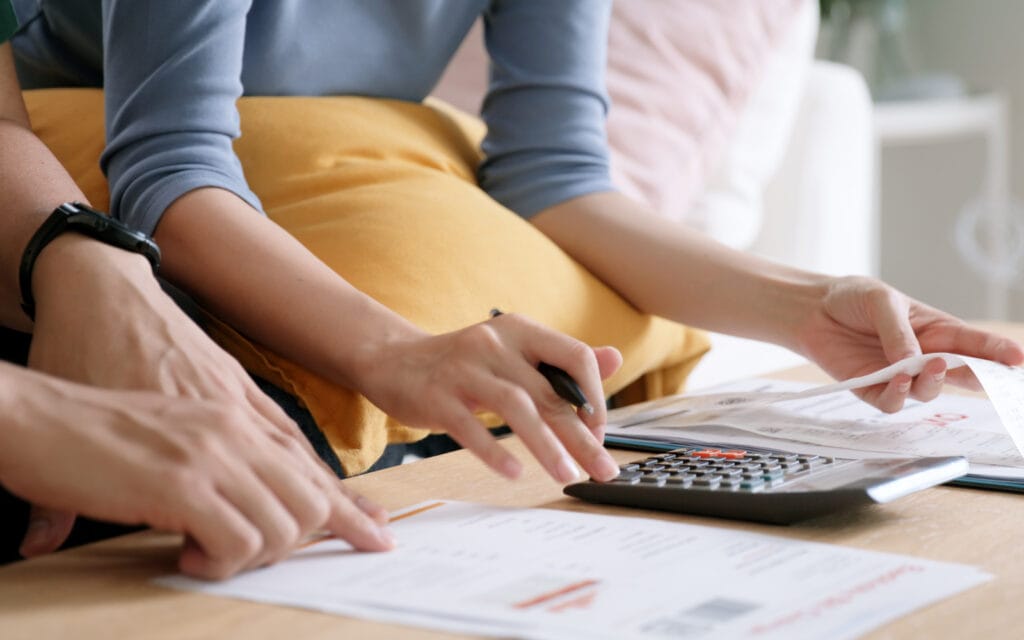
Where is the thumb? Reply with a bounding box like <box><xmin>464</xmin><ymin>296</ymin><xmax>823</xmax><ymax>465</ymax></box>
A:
<box><xmin>593</xmin><ymin>346</ymin><xmax>623</xmax><ymax>379</ymax></box>
<box><xmin>20</xmin><ymin>506</ymin><xmax>76</xmax><ymax>557</ymax></box>
<box><xmin>869</xmin><ymin>291</ymin><xmax>921</xmax><ymax>363</ymax></box>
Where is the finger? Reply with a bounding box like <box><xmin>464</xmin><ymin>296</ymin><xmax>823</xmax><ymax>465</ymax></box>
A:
<box><xmin>19</xmin><ymin>506</ymin><xmax>76</xmax><ymax>558</ymax></box>
<box><xmin>432</xmin><ymin>395</ymin><xmax>523</xmax><ymax>479</ymax></box>
<box><xmin>502</xmin><ymin>357</ymin><xmax>619</xmax><ymax>482</ymax></box>
<box><xmin>868</xmin><ymin>373</ymin><xmax>913</xmax><ymax>413</ymax></box>
<box><xmin>216</xmin><ymin>464</ymin><xmax>303</xmax><ymax>568</ymax></box>
<box><xmin>923</xmin><ymin>324</ymin><xmax>1024</xmax><ymax>366</ymax></box>
<box><xmin>867</xmin><ymin>290</ymin><xmax>920</xmax><ymax>362</ymax></box>
<box><xmin>514</xmin><ymin>324</ymin><xmax>609</xmax><ymax>429</ymax></box>
<box><xmin>945</xmin><ymin>367</ymin><xmax>983</xmax><ymax>392</ymax></box>
<box><xmin>462</xmin><ymin>372</ymin><xmax>580</xmax><ymax>483</ymax></box>
<box><xmin>908</xmin><ymin>357</ymin><xmax>947</xmax><ymax>403</ymax></box>
<box><xmin>594</xmin><ymin>346</ymin><xmax>623</xmax><ymax>380</ymax></box>
<box><xmin>335</xmin><ymin>481</ymin><xmax>390</xmax><ymax>525</ymax></box>
<box><xmin>253</xmin><ymin>455</ymin><xmax>333</xmax><ymax>550</ymax></box>
<box><xmin>320</xmin><ymin>483</ymin><xmax>396</xmax><ymax>552</ymax></box>
<box><xmin>177</xmin><ymin>491</ymin><xmax>262</xmax><ymax>580</ymax></box>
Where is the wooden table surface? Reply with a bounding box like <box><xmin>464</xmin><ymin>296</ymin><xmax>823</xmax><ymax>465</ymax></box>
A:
<box><xmin>4</xmin><ymin>323</ymin><xmax>1024</xmax><ymax>638</ymax></box>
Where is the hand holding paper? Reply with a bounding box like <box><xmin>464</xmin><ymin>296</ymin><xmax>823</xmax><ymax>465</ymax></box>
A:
<box><xmin>793</xmin><ymin>276</ymin><xmax>1024</xmax><ymax>412</ymax></box>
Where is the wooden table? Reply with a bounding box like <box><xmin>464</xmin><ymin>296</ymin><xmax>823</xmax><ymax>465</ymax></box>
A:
<box><xmin>4</xmin><ymin>325</ymin><xmax>1024</xmax><ymax>638</ymax></box>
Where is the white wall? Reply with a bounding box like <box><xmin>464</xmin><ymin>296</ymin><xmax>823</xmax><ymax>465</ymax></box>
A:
<box><xmin>872</xmin><ymin>0</ymin><xmax>1024</xmax><ymax>320</ymax></box>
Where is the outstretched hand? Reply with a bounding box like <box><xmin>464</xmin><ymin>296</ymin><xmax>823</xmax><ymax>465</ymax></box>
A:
<box><xmin>796</xmin><ymin>276</ymin><xmax>1024</xmax><ymax>412</ymax></box>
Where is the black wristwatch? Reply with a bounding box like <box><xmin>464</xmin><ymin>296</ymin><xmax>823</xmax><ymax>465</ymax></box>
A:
<box><xmin>19</xmin><ymin>202</ymin><xmax>161</xmax><ymax>319</ymax></box>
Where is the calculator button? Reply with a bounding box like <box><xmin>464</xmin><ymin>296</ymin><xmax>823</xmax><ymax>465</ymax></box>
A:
<box><xmin>613</xmin><ymin>471</ymin><xmax>643</xmax><ymax>483</ymax></box>
<box><xmin>665</xmin><ymin>476</ymin><xmax>693</xmax><ymax>487</ymax></box>
<box><xmin>640</xmin><ymin>473</ymin><xmax>669</xmax><ymax>485</ymax></box>
<box><xmin>692</xmin><ymin>476</ymin><xmax>722</xmax><ymax>488</ymax></box>
<box><xmin>642</xmin><ymin>464</ymin><xmax>667</xmax><ymax>472</ymax></box>
<box><xmin>692</xmin><ymin>449</ymin><xmax>723</xmax><ymax>458</ymax></box>
<box><xmin>620</xmin><ymin>464</ymin><xmax>640</xmax><ymax>472</ymax></box>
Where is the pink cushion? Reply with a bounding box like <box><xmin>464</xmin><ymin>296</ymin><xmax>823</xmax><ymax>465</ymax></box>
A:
<box><xmin>433</xmin><ymin>0</ymin><xmax>804</xmax><ymax>218</ymax></box>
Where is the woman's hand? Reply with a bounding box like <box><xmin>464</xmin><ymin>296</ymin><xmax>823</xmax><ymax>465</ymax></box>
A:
<box><xmin>796</xmin><ymin>276</ymin><xmax>1024</xmax><ymax>412</ymax></box>
<box><xmin>2</xmin><ymin>365</ymin><xmax>393</xmax><ymax>580</ymax></box>
<box><xmin>353</xmin><ymin>312</ymin><xmax>623</xmax><ymax>484</ymax></box>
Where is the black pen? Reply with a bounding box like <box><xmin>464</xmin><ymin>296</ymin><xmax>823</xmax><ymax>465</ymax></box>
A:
<box><xmin>489</xmin><ymin>308</ymin><xmax>595</xmax><ymax>415</ymax></box>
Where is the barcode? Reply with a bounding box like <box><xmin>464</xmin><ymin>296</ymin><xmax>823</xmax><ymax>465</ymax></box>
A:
<box><xmin>642</xmin><ymin>597</ymin><xmax>761</xmax><ymax>637</ymax></box>
<box><xmin>686</xmin><ymin>597</ymin><xmax>760</xmax><ymax>622</ymax></box>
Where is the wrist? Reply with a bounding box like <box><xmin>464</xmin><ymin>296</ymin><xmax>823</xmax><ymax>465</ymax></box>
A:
<box><xmin>19</xmin><ymin>203</ymin><xmax>160</xmax><ymax>321</ymax></box>
<box><xmin>777</xmin><ymin>276</ymin><xmax>835</xmax><ymax>353</ymax></box>
<box><xmin>742</xmin><ymin>270</ymin><xmax>833</xmax><ymax>351</ymax></box>
<box><xmin>331</xmin><ymin>298</ymin><xmax>430</xmax><ymax>391</ymax></box>
<box><xmin>31</xmin><ymin>234</ymin><xmax>161</xmax><ymax>322</ymax></box>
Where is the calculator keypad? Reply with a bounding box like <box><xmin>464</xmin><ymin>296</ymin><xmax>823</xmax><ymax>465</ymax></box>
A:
<box><xmin>611</xmin><ymin>448</ymin><xmax>835</xmax><ymax>492</ymax></box>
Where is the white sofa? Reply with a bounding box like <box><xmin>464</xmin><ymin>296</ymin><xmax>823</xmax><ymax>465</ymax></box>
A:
<box><xmin>687</xmin><ymin>58</ymin><xmax>875</xmax><ymax>389</ymax></box>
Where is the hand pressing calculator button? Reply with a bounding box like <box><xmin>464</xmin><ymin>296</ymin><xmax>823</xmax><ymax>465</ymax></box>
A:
<box><xmin>564</xmin><ymin>445</ymin><xmax>968</xmax><ymax>524</ymax></box>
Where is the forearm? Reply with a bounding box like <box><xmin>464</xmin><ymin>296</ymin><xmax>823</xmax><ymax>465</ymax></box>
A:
<box><xmin>153</xmin><ymin>187</ymin><xmax>427</xmax><ymax>390</ymax></box>
<box><xmin>0</xmin><ymin>121</ymin><xmax>94</xmax><ymax>331</ymax></box>
<box><xmin>531</xmin><ymin>191</ymin><xmax>830</xmax><ymax>349</ymax></box>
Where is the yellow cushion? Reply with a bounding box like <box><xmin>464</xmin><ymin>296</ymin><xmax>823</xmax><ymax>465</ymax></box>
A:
<box><xmin>24</xmin><ymin>88</ymin><xmax>710</xmax><ymax>475</ymax></box>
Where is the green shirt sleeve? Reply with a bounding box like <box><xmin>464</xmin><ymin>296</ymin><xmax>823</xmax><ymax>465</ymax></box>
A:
<box><xmin>0</xmin><ymin>0</ymin><xmax>17</xmax><ymax>43</ymax></box>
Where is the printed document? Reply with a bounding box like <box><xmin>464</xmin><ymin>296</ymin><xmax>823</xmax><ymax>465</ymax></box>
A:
<box><xmin>608</xmin><ymin>352</ymin><xmax>1024</xmax><ymax>480</ymax></box>
<box><xmin>157</xmin><ymin>500</ymin><xmax>989</xmax><ymax>640</ymax></box>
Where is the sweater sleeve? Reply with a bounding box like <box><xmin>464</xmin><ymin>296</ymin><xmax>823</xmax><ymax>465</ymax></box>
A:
<box><xmin>478</xmin><ymin>0</ymin><xmax>615</xmax><ymax>218</ymax></box>
<box><xmin>100</xmin><ymin>0</ymin><xmax>262</xmax><ymax>234</ymax></box>
<box><xmin>0</xmin><ymin>0</ymin><xmax>17</xmax><ymax>43</ymax></box>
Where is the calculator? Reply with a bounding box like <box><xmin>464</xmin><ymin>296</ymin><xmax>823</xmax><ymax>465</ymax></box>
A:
<box><xmin>563</xmin><ymin>445</ymin><xmax>968</xmax><ymax>524</ymax></box>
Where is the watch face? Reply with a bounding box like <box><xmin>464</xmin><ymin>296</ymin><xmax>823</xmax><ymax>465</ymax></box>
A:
<box><xmin>60</xmin><ymin>202</ymin><xmax>162</xmax><ymax>269</ymax></box>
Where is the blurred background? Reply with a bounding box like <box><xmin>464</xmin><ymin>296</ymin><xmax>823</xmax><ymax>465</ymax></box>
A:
<box><xmin>819</xmin><ymin>0</ymin><xmax>1024</xmax><ymax>321</ymax></box>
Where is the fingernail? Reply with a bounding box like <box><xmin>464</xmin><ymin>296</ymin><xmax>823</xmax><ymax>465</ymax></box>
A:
<box><xmin>377</xmin><ymin>526</ymin><xmax>397</xmax><ymax>548</ymax></box>
<box><xmin>898</xmin><ymin>379</ymin><xmax>912</xmax><ymax>393</ymax></box>
<box><xmin>595</xmin><ymin>456</ymin><xmax>621</xmax><ymax>482</ymax></box>
<box><xmin>580</xmin><ymin>402</ymin><xmax>595</xmax><ymax>416</ymax></box>
<box><xmin>556</xmin><ymin>456</ymin><xmax>580</xmax><ymax>483</ymax></box>
<box><xmin>20</xmin><ymin>517</ymin><xmax>52</xmax><ymax>556</ymax></box>
<box><xmin>932</xmin><ymin>371</ymin><xmax>946</xmax><ymax>383</ymax></box>
<box><xmin>501</xmin><ymin>457</ymin><xmax>523</xmax><ymax>479</ymax></box>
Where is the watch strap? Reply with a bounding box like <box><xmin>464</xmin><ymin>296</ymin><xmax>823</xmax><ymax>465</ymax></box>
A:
<box><xmin>18</xmin><ymin>202</ymin><xmax>161</xmax><ymax>319</ymax></box>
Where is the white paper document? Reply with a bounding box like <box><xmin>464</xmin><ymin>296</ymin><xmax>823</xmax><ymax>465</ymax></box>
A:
<box><xmin>157</xmin><ymin>500</ymin><xmax>989</xmax><ymax>640</ymax></box>
<box><xmin>608</xmin><ymin>352</ymin><xmax>1024</xmax><ymax>480</ymax></box>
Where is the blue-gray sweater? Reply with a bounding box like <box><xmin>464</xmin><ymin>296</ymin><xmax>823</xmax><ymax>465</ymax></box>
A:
<box><xmin>12</xmin><ymin>0</ymin><xmax>614</xmax><ymax>234</ymax></box>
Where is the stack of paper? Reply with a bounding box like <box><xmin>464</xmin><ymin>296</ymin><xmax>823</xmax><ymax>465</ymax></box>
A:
<box><xmin>607</xmin><ymin>352</ymin><xmax>1024</xmax><ymax>487</ymax></box>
